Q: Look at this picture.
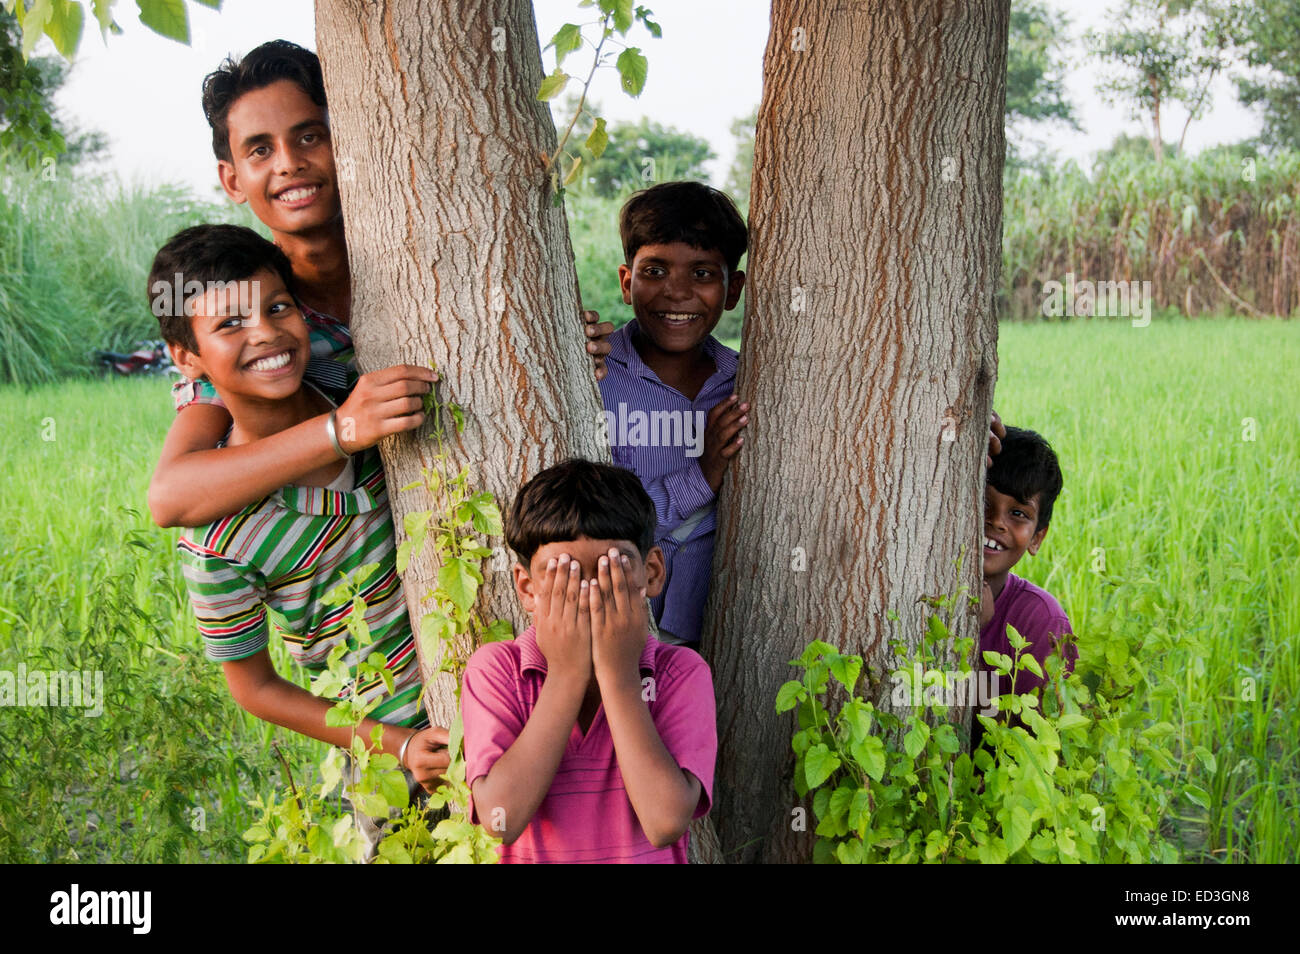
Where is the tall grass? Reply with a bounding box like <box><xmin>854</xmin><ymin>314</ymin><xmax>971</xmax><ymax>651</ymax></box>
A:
<box><xmin>0</xmin><ymin>378</ymin><xmax>321</xmax><ymax>861</ymax></box>
<box><xmin>1002</xmin><ymin>149</ymin><xmax>1300</xmax><ymax>319</ymax></box>
<box><xmin>995</xmin><ymin>318</ymin><xmax>1299</xmax><ymax>862</ymax></box>
<box><xmin>0</xmin><ymin>157</ymin><xmax>258</xmax><ymax>386</ymax></box>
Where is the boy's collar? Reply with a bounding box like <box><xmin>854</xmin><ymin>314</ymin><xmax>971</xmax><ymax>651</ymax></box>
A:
<box><xmin>517</xmin><ymin>623</ymin><xmax>659</xmax><ymax>676</ymax></box>
<box><xmin>608</xmin><ymin>319</ymin><xmax>737</xmax><ymax>385</ymax></box>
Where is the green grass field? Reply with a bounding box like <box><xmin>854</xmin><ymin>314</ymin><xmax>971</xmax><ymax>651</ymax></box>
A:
<box><xmin>0</xmin><ymin>317</ymin><xmax>1295</xmax><ymax>862</ymax></box>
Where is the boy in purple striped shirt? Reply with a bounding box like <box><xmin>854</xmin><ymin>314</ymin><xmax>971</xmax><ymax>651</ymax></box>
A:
<box><xmin>598</xmin><ymin>182</ymin><xmax>751</xmax><ymax>645</ymax></box>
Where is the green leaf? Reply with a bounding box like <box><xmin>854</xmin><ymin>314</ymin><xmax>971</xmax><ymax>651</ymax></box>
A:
<box><xmin>1018</xmin><ymin>653</ymin><xmax>1043</xmax><ymax>678</ymax></box>
<box><xmin>378</xmin><ymin>768</ymin><xmax>411</xmax><ymax>811</ymax></box>
<box><xmin>1193</xmin><ymin>746</ymin><xmax>1217</xmax><ymax>776</ymax></box>
<box><xmin>585</xmin><ymin>116</ymin><xmax>608</xmax><ymax>159</ymax></box>
<box><xmin>395</xmin><ymin>539</ymin><xmax>412</xmax><ymax>574</ymax></box>
<box><xmin>438</xmin><ymin>557</ymin><xmax>480</xmax><ymax>613</ymax></box>
<box><xmin>636</xmin><ymin>7</ymin><xmax>662</xmax><ymax>38</ymax></box>
<box><xmin>45</xmin><ymin>0</ymin><xmax>84</xmax><ymax>58</ymax></box>
<box><xmin>482</xmin><ymin>618</ymin><xmax>514</xmax><ymax>643</ymax></box>
<box><xmin>610</xmin><ymin>0</ymin><xmax>634</xmax><ymax>33</ymax></box>
<box><xmin>804</xmin><ymin>743</ymin><xmax>841</xmax><ymax>789</ymax></box>
<box><xmin>136</xmin><ymin>0</ymin><xmax>190</xmax><ymax>43</ymax></box>
<box><xmin>22</xmin><ymin>0</ymin><xmax>54</xmax><ymax>57</ymax></box>
<box><xmin>92</xmin><ymin>0</ymin><xmax>116</xmax><ymax>34</ymax></box>
<box><xmin>903</xmin><ymin>719</ymin><xmax>930</xmax><ymax>760</ymax></box>
<box><xmin>835</xmin><ymin>839</ymin><xmax>864</xmax><ymax>864</ymax></box>
<box><xmin>933</xmin><ymin>724</ymin><xmax>960</xmax><ymax>754</ymax></box>
<box><xmin>1055</xmin><ymin>713</ymin><xmax>1090</xmax><ymax>732</ymax></box>
<box><xmin>537</xmin><ymin>69</ymin><xmax>570</xmax><ymax>101</ymax></box>
<box><xmin>547</xmin><ymin>22</ymin><xmax>582</xmax><ymax>66</ymax></box>
<box><xmin>828</xmin><ymin>653</ymin><xmax>862</xmax><ymax>693</ymax></box>
<box><xmin>563</xmin><ymin>154</ymin><xmax>583</xmax><ymax>186</ymax></box>
<box><xmin>615</xmin><ymin>47</ymin><xmax>647</xmax><ymax>96</ymax></box>
<box><xmin>848</xmin><ymin>788</ymin><xmax>871</xmax><ymax>829</ymax></box>
<box><xmin>850</xmin><ymin>736</ymin><xmax>886</xmax><ymax>782</ymax></box>
<box><xmin>1184</xmin><ymin>784</ymin><xmax>1210</xmax><ymax>809</ymax></box>
<box><xmin>1006</xmin><ymin>623</ymin><xmax>1029</xmax><ymax>650</ymax></box>
<box><xmin>775</xmin><ymin>680</ymin><xmax>804</xmax><ymax>713</ymax></box>
<box><xmin>1001</xmin><ymin>803</ymin><xmax>1032</xmax><ymax>856</ymax></box>
<box><xmin>352</xmin><ymin>562</ymin><xmax>379</xmax><ymax>587</ymax></box>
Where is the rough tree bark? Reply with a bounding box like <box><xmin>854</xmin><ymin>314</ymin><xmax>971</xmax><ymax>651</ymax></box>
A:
<box><xmin>702</xmin><ymin>0</ymin><xmax>1008</xmax><ymax>864</ymax></box>
<box><xmin>314</xmin><ymin>0</ymin><xmax>608</xmax><ymax>729</ymax></box>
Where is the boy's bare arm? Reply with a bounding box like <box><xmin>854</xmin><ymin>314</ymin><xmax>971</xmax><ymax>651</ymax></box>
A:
<box><xmin>148</xmin><ymin>365</ymin><xmax>435</xmax><ymax>528</ymax></box>
<box><xmin>589</xmin><ymin>551</ymin><xmax>700</xmax><ymax>847</ymax></box>
<box><xmin>221</xmin><ymin>649</ymin><xmax>450</xmax><ymax>791</ymax></box>
<box><xmin>470</xmin><ymin>556</ymin><xmax>590</xmax><ymax>844</ymax></box>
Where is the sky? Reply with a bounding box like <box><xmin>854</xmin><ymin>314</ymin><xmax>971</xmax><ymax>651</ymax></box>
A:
<box><xmin>49</xmin><ymin>0</ymin><xmax>1265</xmax><ymax>199</ymax></box>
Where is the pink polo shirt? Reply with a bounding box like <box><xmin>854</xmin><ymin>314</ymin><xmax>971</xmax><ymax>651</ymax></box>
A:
<box><xmin>461</xmin><ymin>625</ymin><xmax>716</xmax><ymax>863</ymax></box>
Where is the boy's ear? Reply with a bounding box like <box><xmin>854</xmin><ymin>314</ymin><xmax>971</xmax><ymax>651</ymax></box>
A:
<box><xmin>513</xmin><ymin>562</ymin><xmax>537</xmax><ymax>614</ymax></box>
<box><xmin>1027</xmin><ymin>525</ymin><xmax>1048</xmax><ymax>556</ymax></box>
<box><xmin>642</xmin><ymin>546</ymin><xmax>666</xmax><ymax>599</ymax></box>
<box><xmin>217</xmin><ymin>159</ymin><xmax>248</xmax><ymax>205</ymax></box>
<box><xmin>725</xmin><ymin>269</ymin><xmax>746</xmax><ymax>310</ymax></box>
<box><xmin>168</xmin><ymin>340</ymin><xmax>205</xmax><ymax>381</ymax></box>
<box><xmin>617</xmin><ymin>263</ymin><xmax>633</xmax><ymax>305</ymax></box>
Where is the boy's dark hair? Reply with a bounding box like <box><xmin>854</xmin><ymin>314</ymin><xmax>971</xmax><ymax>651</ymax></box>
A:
<box><xmin>147</xmin><ymin>224</ymin><xmax>294</xmax><ymax>353</ymax></box>
<box><xmin>987</xmin><ymin>426</ymin><xmax>1064</xmax><ymax>532</ymax></box>
<box><xmin>506</xmin><ymin>459</ymin><xmax>657</xmax><ymax>564</ymax></box>
<box><xmin>619</xmin><ymin>181</ymin><xmax>748</xmax><ymax>272</ymax></box>
<box><xmin>202</xmin><ymin>40</ymin><xmax>326</xmax><ymax>163</ymax></box>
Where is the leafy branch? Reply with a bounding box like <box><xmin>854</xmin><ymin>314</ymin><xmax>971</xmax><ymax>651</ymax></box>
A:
<box><xmin>537</xmin><ymin>0</ymin><xmax>660</xmax><ymax>199</ymax></box>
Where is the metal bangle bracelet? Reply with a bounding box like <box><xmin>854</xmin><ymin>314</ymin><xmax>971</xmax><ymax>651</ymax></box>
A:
<box><xmin>325</xmin><ymin>410</ymin><xmax>349</xmax><ymax>460</ymax></box>
<box><xmin>398</xmin><ymin>731</ymin><xmax>415</xmax><ymax>769</ymax></box>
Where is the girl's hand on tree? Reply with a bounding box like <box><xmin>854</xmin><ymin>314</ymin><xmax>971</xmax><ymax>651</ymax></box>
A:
<box><xmin>334</xmin><ymin>364</ymin><xmax>438</xmax><ymax>452</ymax></box>
<box><xmin>583</xmin><ymin>309</ymin><xmax>615</xmax><ymax>381</ymax></box>
<box><xmin>404</xmin><ymin>726</ymin><xmax>452</xmax><ymax>793</ymax></box>
<box><xmin>533</xmin><ymin>554</ymin><xmax>593</xmax><ymax>684</ymax></box>
<box><xmin>589</xmin><ymin>549</ymin><xmax>648</xmax><ymax>689</ymax></box>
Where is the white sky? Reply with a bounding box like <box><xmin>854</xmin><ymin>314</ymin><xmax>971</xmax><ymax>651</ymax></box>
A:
<box><xmin>51</xmin><ymin>0</ymin><xmax>1263</xmax><ymax>198</ymax></box>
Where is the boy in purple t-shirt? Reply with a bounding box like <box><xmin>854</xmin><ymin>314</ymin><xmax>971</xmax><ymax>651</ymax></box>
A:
<box><xmin>461</xmin><ymin>459</ymin><xmax>717</xmax><ymax>863</ymax></box>
<box><xmin>979</xmin><ymin>426</ymin><xmax>1077</xmax><ymax>718</ymax></box>
<box><xmin>598</xmin><ymin>182</ymin><xmax>752</xmax><ymax>646</ymax></box>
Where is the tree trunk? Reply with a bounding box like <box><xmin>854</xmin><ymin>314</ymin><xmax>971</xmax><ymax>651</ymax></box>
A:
<box><xmin>314</xmin><ymin>0</ymin><xmax>607</xmax><ymax>729</ymax></box>
<box><xmin>702</xmin><ymin>0</ymin><xmax>1007</xmax><ymax>864</ymax></box>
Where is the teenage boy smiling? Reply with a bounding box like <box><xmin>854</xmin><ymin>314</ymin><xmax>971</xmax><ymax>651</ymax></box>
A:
<box><xmin>148</xmin><ymin>40</ymin><xmax>614</xmax><ymax>531</ymax></box>
<box><xmin>599</xmin><ymin>182</ymin><xmax>753</xmax><ymax>646</ymax></box>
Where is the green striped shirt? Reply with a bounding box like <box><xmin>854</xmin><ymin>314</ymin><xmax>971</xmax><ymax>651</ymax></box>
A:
<box><xmin>177</xmin><ymin>447</ymin><xmax>425</xmax><ymax>728</ymax></box>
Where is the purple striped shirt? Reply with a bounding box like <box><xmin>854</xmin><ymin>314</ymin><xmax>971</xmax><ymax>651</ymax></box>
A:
<box><xmin>598</xmin><ymin>321</ymin><xmax>738</xmax><ymax>644</ymax></box>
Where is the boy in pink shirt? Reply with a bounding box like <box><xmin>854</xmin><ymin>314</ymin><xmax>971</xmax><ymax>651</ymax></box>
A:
<box><xmin>461</xmin><ymin>459</ymin><xmax>716</xmax><ymax>863</ymax></box>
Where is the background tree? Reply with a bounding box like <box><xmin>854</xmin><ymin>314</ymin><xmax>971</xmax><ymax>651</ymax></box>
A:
<box><xmin>0</xmin><ymin>8</ymin><xmax>105</xmax><ymax>166</ymax></box>
<box><xmin>702</xmin><ymin>0</ymin><xmax>1007</xmax><ymax>864</ymax></box>
<box><xmin>1233</xmin><ymin>0</ymin><xmax>1300</xmax><ymax>151</ymax></box>
<box><xmin>1087</xmin><ymin>0</ymin><xmax>1238</xmax><ymax>161</ymax></box>
<box><xmin>577</xmin><ymin>113</ymin><xmax>714</xmax><ymax>197</ymax></box>
<box><xmin>722</xmin><ymin>105</ymin><xmax>755</xmax><ymax>206</ymax></box>
<box><xmin>1004</xmin><ymin>0</ymin><xmax>1077</xmax><ymax>171</ymax></box>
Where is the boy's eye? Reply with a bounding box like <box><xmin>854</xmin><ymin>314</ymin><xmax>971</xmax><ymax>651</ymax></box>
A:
<box><xmin>694</xmin><ymin>269</ymin><xmax>715</xmax><ymax>280</ymax></box>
